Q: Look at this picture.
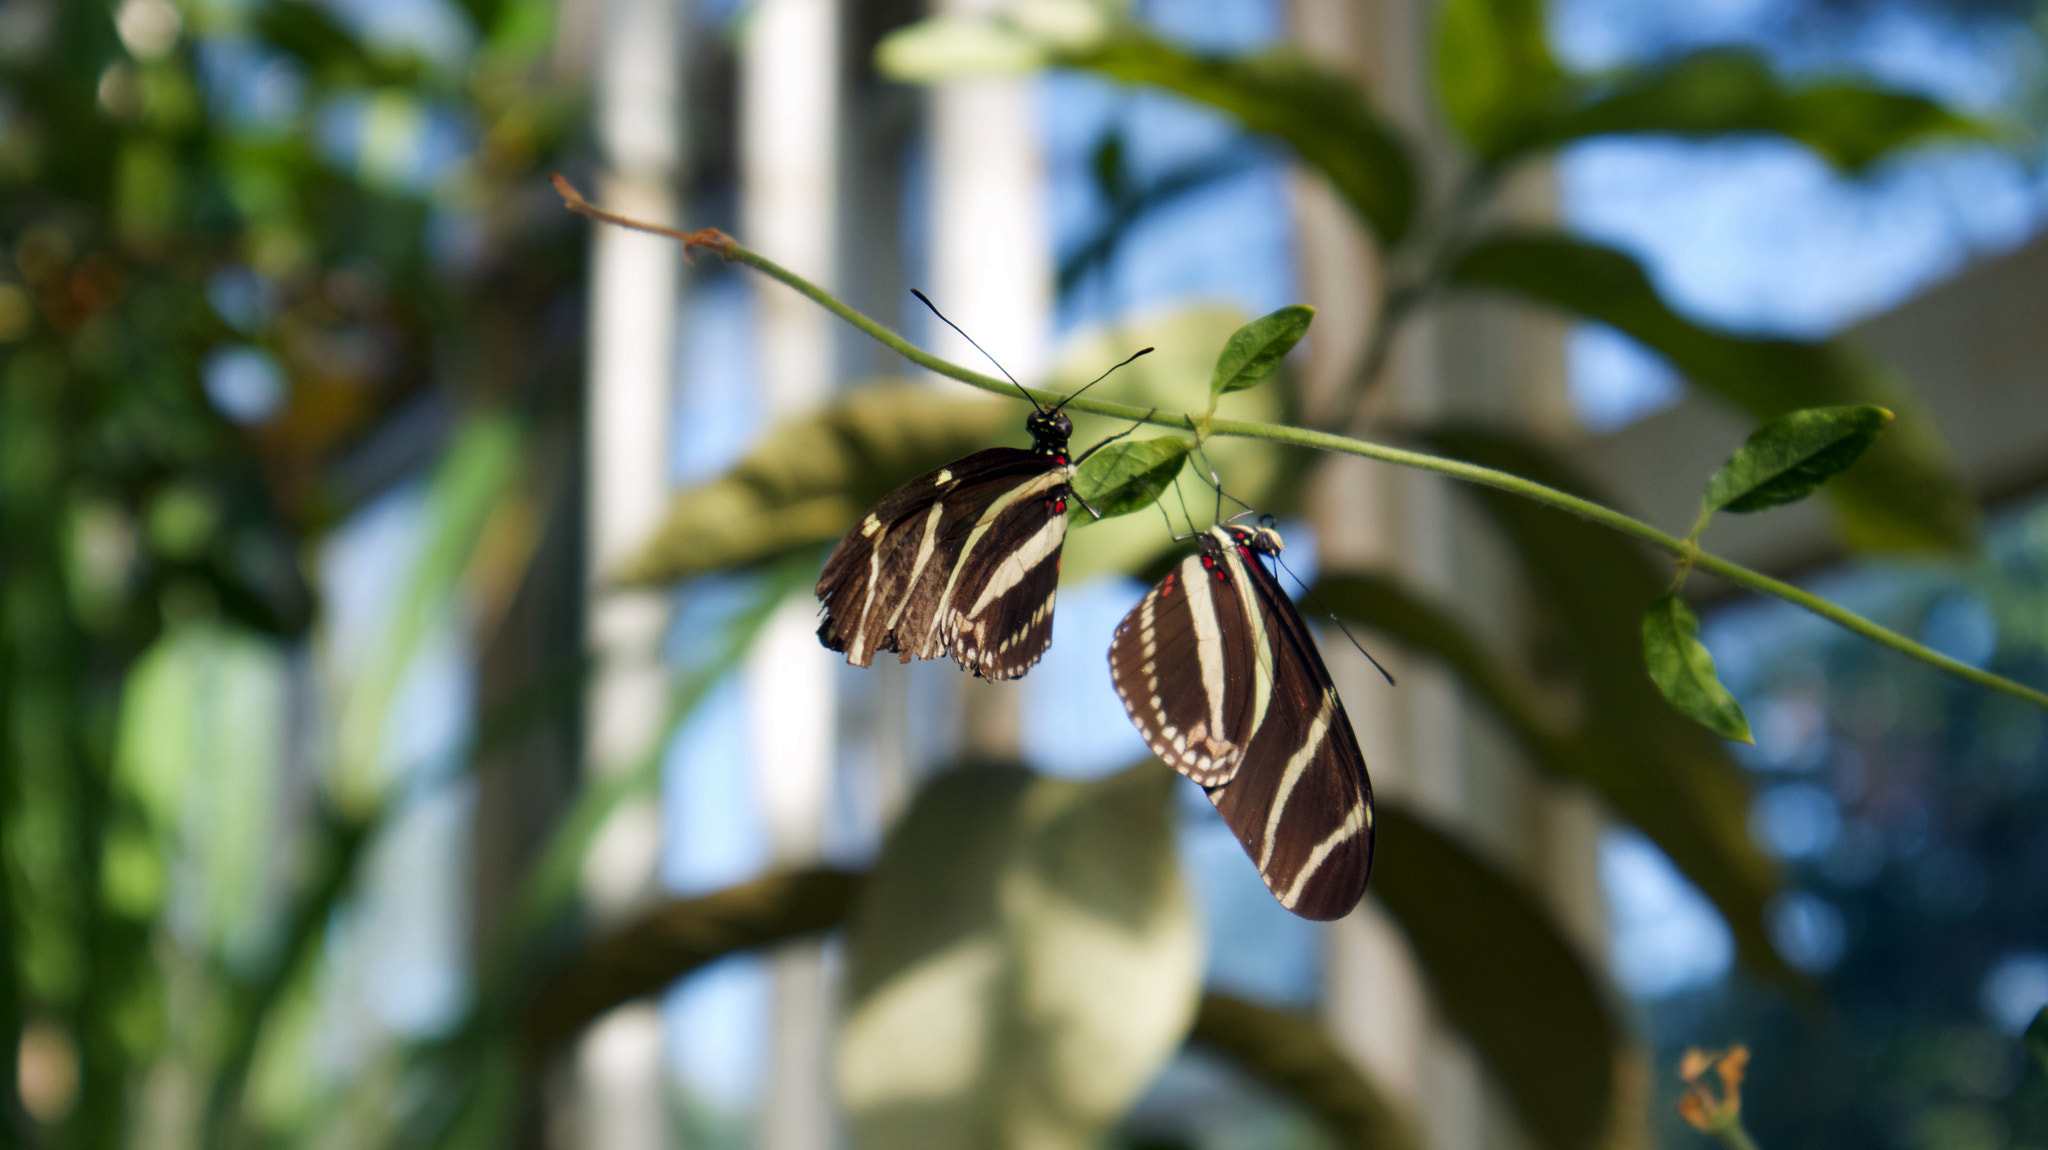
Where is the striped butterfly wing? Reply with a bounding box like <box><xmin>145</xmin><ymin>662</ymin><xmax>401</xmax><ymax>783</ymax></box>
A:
<box><xmin>1109</xmin><ymin>526</ymin><xmax>1374</xmax><ymax>920</ymax></box>
<box><xmin>816</xmin><ymin>447</ymin><xmax>1072</xmax><ymax>680</ymax></box>
<box><xmin>1108</xmin><ymin>552</ymin><xmax>1264</xmax><ymax>787</ymax></box>
<box><xmin>1207</xmin><ymin>531</ymin><xmax>1374</xmax><ymax>921</ymax></box>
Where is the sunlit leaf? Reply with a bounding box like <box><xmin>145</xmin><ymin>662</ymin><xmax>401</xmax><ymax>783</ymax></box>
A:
<box><xmin>1435</xmin><ymin>0</ymin><xmax>1569</xmax><ymax>163</ymax></box>
<box><xmin>1373</xmin><ymin>805</ymin><xmax>1618</xmax><ymax>1150</ymax></box>
<box><xmin>1191</xmin><ymin>994</ymin><xmax>1422</xmax><ymax>1150</ymax></box>
<box><xmin>1544</xmin><ymin>48</ymin><xmax>1996</xmax><ymax>170</ymax></box>
<box><xmin>1067</xmin><ymin>35</ymin><xmax>1418</xmax><ymax>245</ymax></box>
<box><xmin>1072</xmin><ymin>435</ymin><xmax>1190</xmax><ymax>519</ymax></box>
<box><xmin>1702</xmin><ymin>404</ymin><xmax>1892</xmax><ymax>514</ymax></box>
<box><xmin>625</xmin><ymin>385</ymin><xmax>1014</xmax><ymax>584</ymax></box>
<box><xmin>877</xmin><ymin>15</ymin><xmax>1051</xmax><ymax>77</ymax></box>
<box><xmin>1211</xmin><ymin>305</ymin><xmax>1314</xmax><ymax>399</ymax></box>
<box><xmin>112</xmin><ymin>623</ymin><xmax>288</xmax><ymax>953</ymax></box>
<box><xmin>1642</xmin><ymin>594</ymin><xmax>1754</xmax><ymax>743</ymax></box>
<box><xmin>840</xmin><ymin>761</ymin><xmax>1200</xmax><ymax>1149</ymax></box>
<box><xmin>1422</xmin><ymin>426</ymin><xmax>1788</xmax><ymax>982</ymax></box>
<box><xmin>1450</xmin><ymin>232</ymin><xmax>1975</xmax><ymax>551</ymax></box>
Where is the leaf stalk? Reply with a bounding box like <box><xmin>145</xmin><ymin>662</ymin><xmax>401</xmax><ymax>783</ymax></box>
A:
<box><xmin>553</xmin><ymin>179</ymin><xmax>2048</xmax><ymax>716</ymax></box>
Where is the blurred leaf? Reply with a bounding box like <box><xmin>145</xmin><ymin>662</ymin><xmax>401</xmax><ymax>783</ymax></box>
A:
<box><xmin>523</xmin><ymin>868</ymin><xmax>862</xmax><ymax>1053</ymax></box>
<box><xmin>877</xmin><ymin>14</ymin><xmax>1052</xmax><ymax>77</ymax></box>
<box><xmin>501</xmin><ymin>556</ymin><xmax>811</xmax><ymax>947</ymax></box>
<box><xmin>1544</xmin><ymin>48</ymin><xmax>1996</xmax><ymax>170</ymax></box>
<box><xmin>1422</xmin><ymin>426</ymin><xmax>1789</xmax><ymax>982</ymax></box>
<box><xmin>840</xmin><ymin>761</ymin><xmax>1199</xmax><ymax>1150</ymax></box>
<box><xmin>1191</xmin><ymin>994</ymin><xmax>1422</xmax><ymax>1150</ymax></box>
<box><xmin>111</xmin><ymin>624</ymin><xmax>289</xmax><ymax>947</ymax></box>
<box><xmin>2027</xmin><ymin>1006</ymin><xmax>2048</xmax><ymax>1080</ymax></box>
<box><xmin>1073</xmin><ymin>436</ymin><xmax>1191</xmax><ymax>520</ymax></box>
<box><xmin>1450</xmin><ymin>232</ymin><xmax>1975</xmax><ymax>551</ymax></box>
<box><xmin>1703</xmin><ymin>404</ymin><xmax>1892</xmax><ymax>514</ymax></box>
<box><xmin>1060</xmin><ymin>150</ymin><xmax>1258</xmax><ymax>298</ymax></box>
<box><xmin>333</xmin><ymin>413</ymin><xmax>526</xmax><ymax>808</ymax></box>
<box><xmin>1211</xmin><ymin>305</ymin><xmax>1314</xmax><ymax>400</ymax></box>
<box><xmin>1372</xmin><ymin>804</ymin><xmax>1617</xmax><ymax>1150</ymax></box>
<box><xmin>1067</xmin><ymin>34</ymin><xmax>1418</xmax><ymax>245</ymax></box>
<box><xmin>625</xmin><ymin>384</ymin><xmax>1014</xmax><ymax>584</ymax></box>
<box><xmin>1436</xmin><ymin>0</ymin><xmax>1570</xmax><ymax>163</ymax></box>
<box><xmin>1315</xmin><ymin>573</ymin><xmax>1570</xmax><ymax>765</ymax></box>
<box><xmin>630</xmin><ymin>310</ymin><xmax>1287</xmax><ymax>588</ymax></box>
<box><xmin>1642</xmin><ymin>594</ymin><xmax>1754</xmax><ymax>743</ymax></box>
<box><xmin>1092</xmin><ymin>131</ymin><xmax>1127</xmax><ymax>200</ymax></box>
<box><xmin>253</xmin><ymin>2</ymin><xmax>422</xmax><ymax>87</ymax></box>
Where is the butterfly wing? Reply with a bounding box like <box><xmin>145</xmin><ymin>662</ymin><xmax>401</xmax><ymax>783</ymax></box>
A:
<box><xmin>1108</xmin><ymin>527</ymin><xmax>1373</xmax><ymax>920</ymax></box>
<box><xmin>1207</xmin><ymin>541</ymin><xmax>1374</xmax><ymax>920</ymax></box>
<box><xmin>816</xmin><ymin>447</ymin><xmax>1071</xmax><ymax>680</ymax></box>
<box><xmin>1108</xmin><ymin>549</ymin><xmax>1264</xmax><ymax>787</ymax></box>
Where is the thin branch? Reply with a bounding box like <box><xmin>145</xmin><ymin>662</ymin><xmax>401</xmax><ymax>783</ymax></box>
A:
<box><xmin>552</xmin><ymin>178</ymin><xmax>2048</xmax><ymax>715</ymax></box>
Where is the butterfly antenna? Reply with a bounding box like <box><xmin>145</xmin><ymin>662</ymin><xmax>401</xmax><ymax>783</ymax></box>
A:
<box><xmin>1051</xmin><ymin>347</ymin><xmax>1153</xmax><ymax>414</ymax></box>
<box><xmin>1269</xmin><ymin>552</ymin><xmax>1397</xmax><ymax>687</ymax></box>
<box><xmin>910</xmin><ymin>289</ymin><xmax>1042</xmax><ymax>414</ymax></box>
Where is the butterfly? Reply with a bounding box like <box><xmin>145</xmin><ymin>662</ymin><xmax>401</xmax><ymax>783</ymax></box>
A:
<box><xmin>1108</xmin><ymin>517</ymin><xmax>1375</xmax><ymax>919</ymax></box>
<box><xmin>815</xmin><ymin>292</ymin><xmax>1149</xmax><ymax>680</ymax></box>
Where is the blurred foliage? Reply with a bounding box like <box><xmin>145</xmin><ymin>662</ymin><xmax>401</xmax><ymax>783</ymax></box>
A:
<box><xmin>1638</xmin><ymin>495</ymin><xmax>2048</xmax><ymax>1150</ymax></box>
<box><xmin>2</xmin><ymin>0</ymin><xmax>2038</xmax><ymax>1147</ymax></box>
<box><xmin>839</xmin><ymin>761</ymin><xmax>1199</xmax><ymax>1149</ymax></box>
<box><xmin>1</xmin><ymin>0</ymin><xmax>582</xmax><ymax>1142</ymax></box>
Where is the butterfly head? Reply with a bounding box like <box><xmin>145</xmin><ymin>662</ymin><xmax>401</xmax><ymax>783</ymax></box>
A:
<box><xmin>1026</xmin><ymin>409</ymin><xmax>1074</xmax><ymax>459</ymax></box>
<box><xmin>1250</xmin><ymin>513</ymin><xmax>1285</xmax><ymax>556</ymax></box>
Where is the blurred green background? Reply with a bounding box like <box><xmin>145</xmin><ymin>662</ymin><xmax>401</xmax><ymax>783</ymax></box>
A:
<box><xmin>6</xmin><ymin>0</ymin><xmax>2048</xmax><ymax>1147</ymax></box>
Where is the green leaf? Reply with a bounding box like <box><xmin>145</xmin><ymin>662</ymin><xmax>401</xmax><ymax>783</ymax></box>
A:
<box><xmin>1642</xmin><ymin>594</ymin><xmax>1754</xmax><ymax>743</ymax></box>
<box><xmin>1211</xmin><ymin>305</ymin><xmax>1314</xmax><ymax>399</ymax></box>
<box><xmin>1071</xmin><ymin>435</ymin><xmax>1190</xmax><ymax>519</ymax></box>
<box><xmin>1544</xmin><ymin>48</ymin><xmax>1997</xmax><ymax>170</ymax></box>
<box><xmin>840</xmin><ymin>761</ymin><xmax>1199</xmax><ymax>1149</ymax></box>
<box><xmin>1067</xmin><ymin>35</ymin><xmax>1418</xmax><ymax>245</ymax></box>
<box><xmin>625</xmin><ymin>384</ymin><xmax>1016</xmax><ymax>584</ymax></box>
<box><xmin>1191</xmin><ymin>994</ymin><xmax>1423</xmax><ymax>1150</ymax></box>
<box><xmin>876</xmin><ymin>14</ymin><xmax>1051</xmax><ymax>78</ymax></box>
<box><xmin>1703</xmin><ymin>404</ymin><xmax>1893</xmax><ymax>514</ymax></box>
<box><xmin>1421</xmin><ymin>426</ymin><xmax>1788</xmax><ymax>982</ymax></box>
<box><xmin>2026</xmin><ymin>1006</ymin><xmax>2048</xmax><ymax>1081</ymax></box>
<box><xmin>1450</xmin><ymin>232</ymin><xmax>1976</xmax><ymax>551</ymax></box>
<box><xmin>1435</xmin><ymin>0</ymin><xmax>1570</xmax><ymax>163</ymax></box>
<box><xmin>1373</xmin><ymin>805</ymin><xmax>1618</xmax><ymax>1150</ymax></box>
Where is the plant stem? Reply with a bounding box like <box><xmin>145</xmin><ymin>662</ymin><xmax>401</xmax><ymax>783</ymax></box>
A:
<box><xmin>554</xmin><ymin>179</ymin><xmax>2048</xmax><ymax>716</ymax></box>
<box><xmin>1710</xmin><ymin>1121</ymin><xmax>1764</xmax><ymax>1150</ymax></box>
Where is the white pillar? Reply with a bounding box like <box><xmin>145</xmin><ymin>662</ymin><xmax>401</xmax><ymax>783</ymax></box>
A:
<box><xmin>577</xmin><ymin>0</ymin><xmax>681</xmax><ymax>1144</ymax></box>
<box><xmin>739</xmin><ymin>0</ymin><xmax>843</xmax><ymax>1144</ymax></box>
<box><xmin>928</xmin><ymin>0</ymin><xmax>1051</xmax><ymax>760</ymax></box>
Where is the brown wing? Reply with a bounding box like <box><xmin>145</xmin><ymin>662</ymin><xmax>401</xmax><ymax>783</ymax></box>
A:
<box><xmin>816</xmin><ymin>448</ymin><xmax>1070</xmax><ymax>680</ymax></box>
<box><xmin>1206</xmin><ymin>540</ymin><xmax>1374</xmax><ymax>920</ymax></box>
<box><xmin>1108</xmin><ymin>550</ymin><xmax>1263</xmax><ymax>787</ymax></box>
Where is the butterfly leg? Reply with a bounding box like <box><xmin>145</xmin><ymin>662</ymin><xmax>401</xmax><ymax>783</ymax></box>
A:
<box><xmin>1070</xmin><ymin>407</ymin><xmax>1159</xmax><ymax>468</ymax></box>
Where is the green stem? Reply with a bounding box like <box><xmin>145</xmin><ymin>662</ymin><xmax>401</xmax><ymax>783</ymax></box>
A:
<box><xmin>555</xmin><ymin>183</ymin><xmax>2048</xmax><ymax>716</ymax></box>
<box><xmin>1709</xmin><ymin>1119</ymin><xmax>1764</xmax><ymax>1150</ymax></box>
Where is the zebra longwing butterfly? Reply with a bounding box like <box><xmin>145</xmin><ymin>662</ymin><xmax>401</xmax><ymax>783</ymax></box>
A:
<box><xmin>1109</xmin><ymin>520</ymin><xmax>1375</xmax><ymax>919</ymax></box>
<box><xmin>815</xmin><ymin>293</ymin><xmax>1149</xmax><ymax>680</ymax></box>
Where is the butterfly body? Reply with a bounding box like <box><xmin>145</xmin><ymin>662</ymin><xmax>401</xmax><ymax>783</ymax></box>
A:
<box><xmin>1110</xmin><ymin>523</ymin><xmax>1374</xmax><ymax>920</ymax></box>
<box><xmin>816</xmin><ymin>410</ymin><xmax>1076</xmax><ymax>681</ymax></box>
